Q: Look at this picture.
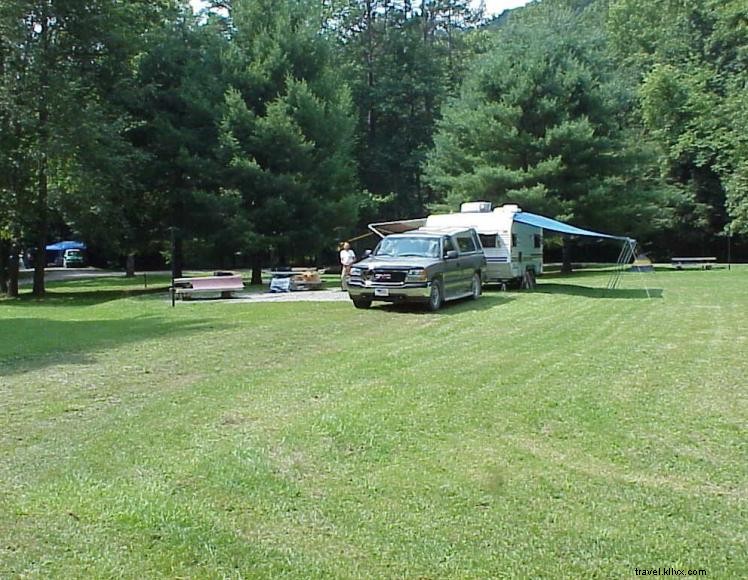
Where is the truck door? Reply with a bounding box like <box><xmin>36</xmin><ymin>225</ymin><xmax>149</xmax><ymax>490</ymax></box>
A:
<box><xmin>454</xmin><ymin>231</ymin><xmax>480</xmax><ymax>293</ymax></box>
<box><xmin>442</xmin><ymin>236</ymin><xmax>462</xmax><ymax>298</ymax></box>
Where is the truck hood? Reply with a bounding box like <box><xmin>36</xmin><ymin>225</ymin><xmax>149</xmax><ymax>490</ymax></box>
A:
<box><xmin>354</xmin><ymin>256</ymin><xmax>439</xmax><ymax>269</ymax></box>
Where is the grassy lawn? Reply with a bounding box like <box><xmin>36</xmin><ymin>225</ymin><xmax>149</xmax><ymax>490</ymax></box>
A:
<box><xmin>1</xmin><ymin>267</ymin><xmax>746</xmax><ymax>578</ymax></box>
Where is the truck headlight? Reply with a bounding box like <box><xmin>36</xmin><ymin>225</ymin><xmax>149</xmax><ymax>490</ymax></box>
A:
<box><xmin>405</xmin><ymin>268</ymin><xmax>427</xmax><ymax>282</ymax></box>
<box><xmin>350</xmin><ymin>267</ymin><xmax>362</xmax><ymax>276</ymax></box>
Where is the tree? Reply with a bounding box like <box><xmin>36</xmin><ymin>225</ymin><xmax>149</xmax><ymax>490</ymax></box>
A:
<box><xmin>608</xmin><ymin>0</ymin><xmax>748</xmax><ymax>238</ymax></box>
<box><xmin>126</xmin><ymin>9</ymin><xmax>229</xmax><ymax>279</ymax></box>
<box><xmin>49</xmin><ymin>1</ymin><xmax>183</xmax><ymax>277</ymax></box>
<box><xmin>327</xmin><ymin>1</ymin><xmax>484</xmax><ymax>219</ymax></box>
<box><xmin>426</xmin><ymin>6</ymin><xmax>619</xmax><ymax>222</ymax></box>
<box><xmin>0</xmin><ymin>0</ymin><xmax>177</xmax><ymax>295</ymax></box>
<box><xmin>219</xmin><ymin>0</ymin><xmax>361</xmax><ymax>284</ymax></box>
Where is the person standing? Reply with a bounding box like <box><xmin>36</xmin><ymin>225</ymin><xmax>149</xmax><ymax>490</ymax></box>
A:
<box><xmin>339</xmin><ymin>241</ymin><xmax>356</xmax><ymax>290</ymax></box>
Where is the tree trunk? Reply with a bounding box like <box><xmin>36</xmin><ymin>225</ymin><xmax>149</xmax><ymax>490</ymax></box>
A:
<box><xmin>32</xmin><ymin>5</ymin><xmax>50</xmax><ymax>297</ymax></box>
<box><xmin>8</xmin><ymin>242</ymin><xmax>20</xmax><ymax>298</ymax></box>
<box><xmin>0</xmin><ymin>238</ymin><xmax>8</xmax><ymax>294</ymax></box>
<box><xmin>32</xmin><ymin>230</ymin><xmax>46</xmax><ymax>296</ymax></box>
<box><xmin>365</xmin><ymin>0</ymin><xmax>375</xmax><ymax>142</ymax></box>
<box><xmin>422</xmin><ymin>0</ymin><xmax>427</xmax><ymax>40</ymax></box>
<box><xmin>561</xmin><ymin>237</ymin><xmax>574</xmax><ymax>274</ymax></box>
<box><xmin>170</xmin><ymin>228</ymin><xmax>183</xmax><ymax>280</ymax></box>
<box><xmin>250</xmin><ymin>253</ymin><xmax>263</xmax><ymax>285</ymax></box>
<box><xmin>125</xmin><ymin>253</ymin><xmax>136</xmax><ymax>277</ymax></box>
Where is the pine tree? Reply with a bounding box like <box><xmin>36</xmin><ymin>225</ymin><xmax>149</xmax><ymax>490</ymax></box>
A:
<box><xmin>219</xmin><ymin>0</ymin><xmax>360</xmax><ymax>283</ymax></box>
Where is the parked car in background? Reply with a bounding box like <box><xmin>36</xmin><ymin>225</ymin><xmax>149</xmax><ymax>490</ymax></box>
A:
<box><xmin>346</xmin><ymin>227</ymin><xmax>486</xmax><ymax>311</ymax></box>
<box><xmin>62</xmin><ymin>248</ymin><xmax>85</xmax><ymax>268</ymax></box>
<box><xmin>46</xmin><ymin>240</ymin><xmax>87</xmax><ymax>267</ymax></box>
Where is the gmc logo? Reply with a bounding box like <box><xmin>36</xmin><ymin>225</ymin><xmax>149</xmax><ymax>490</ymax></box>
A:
<box><xmin>374</xmin><ymin>273</ymin><xmax>391</xmax><ymax>281</ymax></box>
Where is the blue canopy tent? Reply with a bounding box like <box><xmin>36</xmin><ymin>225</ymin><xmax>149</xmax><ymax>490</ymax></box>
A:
<box><xmin>45</xmin><ymin>240</ymin><xmax>87</xmax><ymax>251</ymax></box>
<box><xmin>45</xmin><ymin>240</ymin><xmax>87</xmax><ymax>267</ymax></box>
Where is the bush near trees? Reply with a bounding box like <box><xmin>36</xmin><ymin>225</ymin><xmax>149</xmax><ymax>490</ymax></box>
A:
<box><xmin>1</xmin><ymin>0</ymin><xmax>746</xmax><ymax>295</ymax></box>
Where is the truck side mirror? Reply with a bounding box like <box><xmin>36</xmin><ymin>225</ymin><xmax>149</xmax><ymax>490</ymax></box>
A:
<box><xmin>363</xmin><ymin>249</ymin><xmax>372</xmax><ymax>258</ymax></box>
<box><xmin>445</xmin><ymin>250</ymin><xmax>458</xmax><ymax>259</ymax></box>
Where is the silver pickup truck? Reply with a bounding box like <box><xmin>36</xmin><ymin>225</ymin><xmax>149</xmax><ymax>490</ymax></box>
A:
<box><xmin>346</xmin><ymin>227</ymin><xmax>486</xmax><ymax>311</ymax></box>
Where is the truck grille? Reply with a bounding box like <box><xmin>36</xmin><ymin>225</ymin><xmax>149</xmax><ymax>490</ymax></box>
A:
<box><xmin>364</xmin><ymin>269</ymin><xmax>407</xmax><ymax>284</ymax></box>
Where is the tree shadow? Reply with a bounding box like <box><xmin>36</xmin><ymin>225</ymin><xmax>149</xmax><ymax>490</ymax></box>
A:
<box><xmin>0</xmin><ymin>315</ymin><xmax>224</xmax><ymax>376</ymax></box>
<box><xmin>651</xmin><ymin>265</ymin><xmax>727</xmax><ymax>273</ymax></box>
<box><xmin>534</xmin><ymin>283</ymin><xmax>662</xmax><ymax>299</ymax></box>
<box><xmin>2</xmin><ymin>287</ymin><xmax>169</xmax><ymax>308</ymax></box>
<box><xmin>375</xmin><ymin>293</ymin><xmax>515</xmax><ymax>315</ymax></box>
<box><xmin>540</xmin><ymin>268</ymin><xmax>620</xmax><ymax>280</ymax></box>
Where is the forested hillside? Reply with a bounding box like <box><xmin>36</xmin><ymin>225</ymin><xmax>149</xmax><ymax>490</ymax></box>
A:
<box><xmin>1</xmin><ymin>0</ymin><xmax>746</xmax><ymax>295</ymax></box>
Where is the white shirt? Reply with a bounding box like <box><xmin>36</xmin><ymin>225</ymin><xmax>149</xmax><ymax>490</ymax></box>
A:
<box><xmin>339</xmin><ymin>249</ymin><xmax>356</xmax><ymax>266</ymax></box>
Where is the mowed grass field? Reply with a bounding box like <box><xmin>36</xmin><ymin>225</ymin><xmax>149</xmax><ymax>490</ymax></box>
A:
<box><xmin>1</xmin><ymin>268</ymin><xmax>746</xmax><ymax>578</ymax></box>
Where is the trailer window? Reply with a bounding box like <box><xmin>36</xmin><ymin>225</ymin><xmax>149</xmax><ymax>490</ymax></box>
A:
<box><xmin>534</xmin><ymin>234</ymin><xmax>542</xmax><ymax>248</ymax></box>
<box><xmin>511</xmin><ymin>233</ymin><xmax>517</xmax><ymax>246</ymax></box>
<box><xmin>479</xmin><ymin>234</ymin><xmax>496</xmax><ymax>248</ymax></box>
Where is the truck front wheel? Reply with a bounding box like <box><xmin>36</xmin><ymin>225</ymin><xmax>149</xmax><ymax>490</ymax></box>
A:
<box><xmin>352</xmin><ymin>297</ymin><xmax>372</xmax><ymax>309</ymax></box>
<box><xmin>427</xmin><ymin>279</ymin><xmax>443</xmax><ymax>311</ymax></box>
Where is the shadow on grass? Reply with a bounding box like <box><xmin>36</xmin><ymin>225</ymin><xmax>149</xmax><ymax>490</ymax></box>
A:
<box><xmin>540</xmin><ymin>269</ymin><xmax>619</xmax><ymax>280</ymax></box>
<box><xmin>1</xmin><ymin>287</ymin><xmax>170</xmax><ymax>308</ymax></box>
<box><xmin>375</xmin><ymin>293</ymin><xmax>515</xmax><ymax>315</ymax></box>
<box><xmin>0</xmin><ymin>315</ymin><xmax>223</xmax><ymax>376</ymax></box>
<box><xmin>534</xmin><ymin>283</ymin><xmax>662</xmax><ymax>299</ymax></box>
<box><xmin>650</xmin><ymin>265</ymin><xmax>730</xmax><ymax>273</ymax></box>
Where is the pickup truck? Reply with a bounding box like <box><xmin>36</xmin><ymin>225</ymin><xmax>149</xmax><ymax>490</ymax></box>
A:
<box><xmin>346</xmin><ymin>227</ymin><xmax>486</xmax><ymax>311</ymax></box>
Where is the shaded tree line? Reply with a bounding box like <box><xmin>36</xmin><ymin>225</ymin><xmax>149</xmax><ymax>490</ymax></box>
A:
<box><xmin>1</xmin><ymin>0</ymin><xmax>746</xmax><ymax>296</ymax></box>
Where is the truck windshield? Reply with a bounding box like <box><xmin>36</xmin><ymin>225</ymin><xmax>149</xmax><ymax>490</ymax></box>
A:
<box><xmin>374</xmin><ymin>236</ymin><xmax>440</xmax><ymax>258</ymax></box>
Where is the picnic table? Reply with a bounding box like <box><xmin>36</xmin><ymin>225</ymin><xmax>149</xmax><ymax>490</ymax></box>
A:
<box><xmin>171</xmin><ymin>271</ymin><xmax>244</xmax><ymax>301</ymax></box>
<box><xmin>671</xmin><ymin>257</ymin><xmax>717</xmax><ymax>270</ymax></box>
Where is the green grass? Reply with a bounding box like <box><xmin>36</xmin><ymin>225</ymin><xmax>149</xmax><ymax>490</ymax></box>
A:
<box><xmin>1</xmin><ymin>268</ymin><xmax>746</xmax><ymax>578</ymax></box>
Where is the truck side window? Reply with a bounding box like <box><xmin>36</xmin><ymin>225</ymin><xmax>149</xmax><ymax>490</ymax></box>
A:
<box><xmin>456</xmin><ymin>234</ymin><xmax>477</xmax><ymax>253</ymax></box>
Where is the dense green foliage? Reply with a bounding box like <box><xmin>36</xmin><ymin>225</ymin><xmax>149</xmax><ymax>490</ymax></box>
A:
<box><xmin>0</xmin><ymin>0</ymin><xmax>180</xmax><ymax>292</ymax></box>
<box><xmin>328</xmin><ymin>1</ymin><xmax>482</xmax><ymax>218</ymax></box>
<box><xmin>2</xmin><ymin>268</ymin><xmax>747</xmax><ymax>576</ymax></box>
<box><xmin>609</xmin><ymin>0</ymin><xmax>748</xmax><ymax>241</ymax></box>
<box><xmin>425</xmin><ymin>3</ymin><xmax>627</xmax><ymax>224</ymax></box>
<box><xmin>220</xmin><ymin>0</ymin><xmax>359</xmax><ymax>282</ymax></box>
<box><xmin>426</xmin><ymin>0</ymin><xmax>747</xmax><ymax>250</ymax></box>
<box><xmin>1</xmin><ymin>0</ymin><xmax>747</xmax><ymax>295</ymax></box>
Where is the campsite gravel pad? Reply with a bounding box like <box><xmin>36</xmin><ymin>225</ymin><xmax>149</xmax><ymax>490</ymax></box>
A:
<box><xmin>193</xmin><ymin>290</ymin><xmax>351</xmax><ymax>303</ymax></box>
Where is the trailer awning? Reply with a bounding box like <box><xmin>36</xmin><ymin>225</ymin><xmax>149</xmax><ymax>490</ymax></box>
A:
<box><xmin>368</xmin><ymin>210</ymin><xmax>632</xmax><ymax>242</ymax></box>
<box><xmin>513</xmin><ymin>212</ymin><xmax>631</xmax><ymax>241</ymax></box>
<box><xmin>368</xmin><ymin>218</ymin><xmax>427</xmax><ymax>237</ymax></box>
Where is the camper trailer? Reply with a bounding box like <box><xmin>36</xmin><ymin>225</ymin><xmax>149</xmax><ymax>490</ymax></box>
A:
<box><xmin>426</xmin><ymin>203</ymin><xmax>542</xmax><ymax>284</ymax></box>
<box><xmin>370</xmin><ymin>202</ymin><xmax>542</xmax><ymax>285</ymax></box>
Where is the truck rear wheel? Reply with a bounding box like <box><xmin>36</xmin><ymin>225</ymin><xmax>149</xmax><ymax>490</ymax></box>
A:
<box><xmin>471</xmin><ymin>273</ymin><xmax>482</xmax><ymax>299</ymax></box>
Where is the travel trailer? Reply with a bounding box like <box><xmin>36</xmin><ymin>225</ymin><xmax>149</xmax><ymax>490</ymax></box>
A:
<box><xmin>426</xmin><ymin>203</ymin><xmax>542</xmax><ymax>283</ymax></box>
<box><xmin>369</xmin><ymin>202</ymin><xmax>543</xmax><ymax>285</ymax></box>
